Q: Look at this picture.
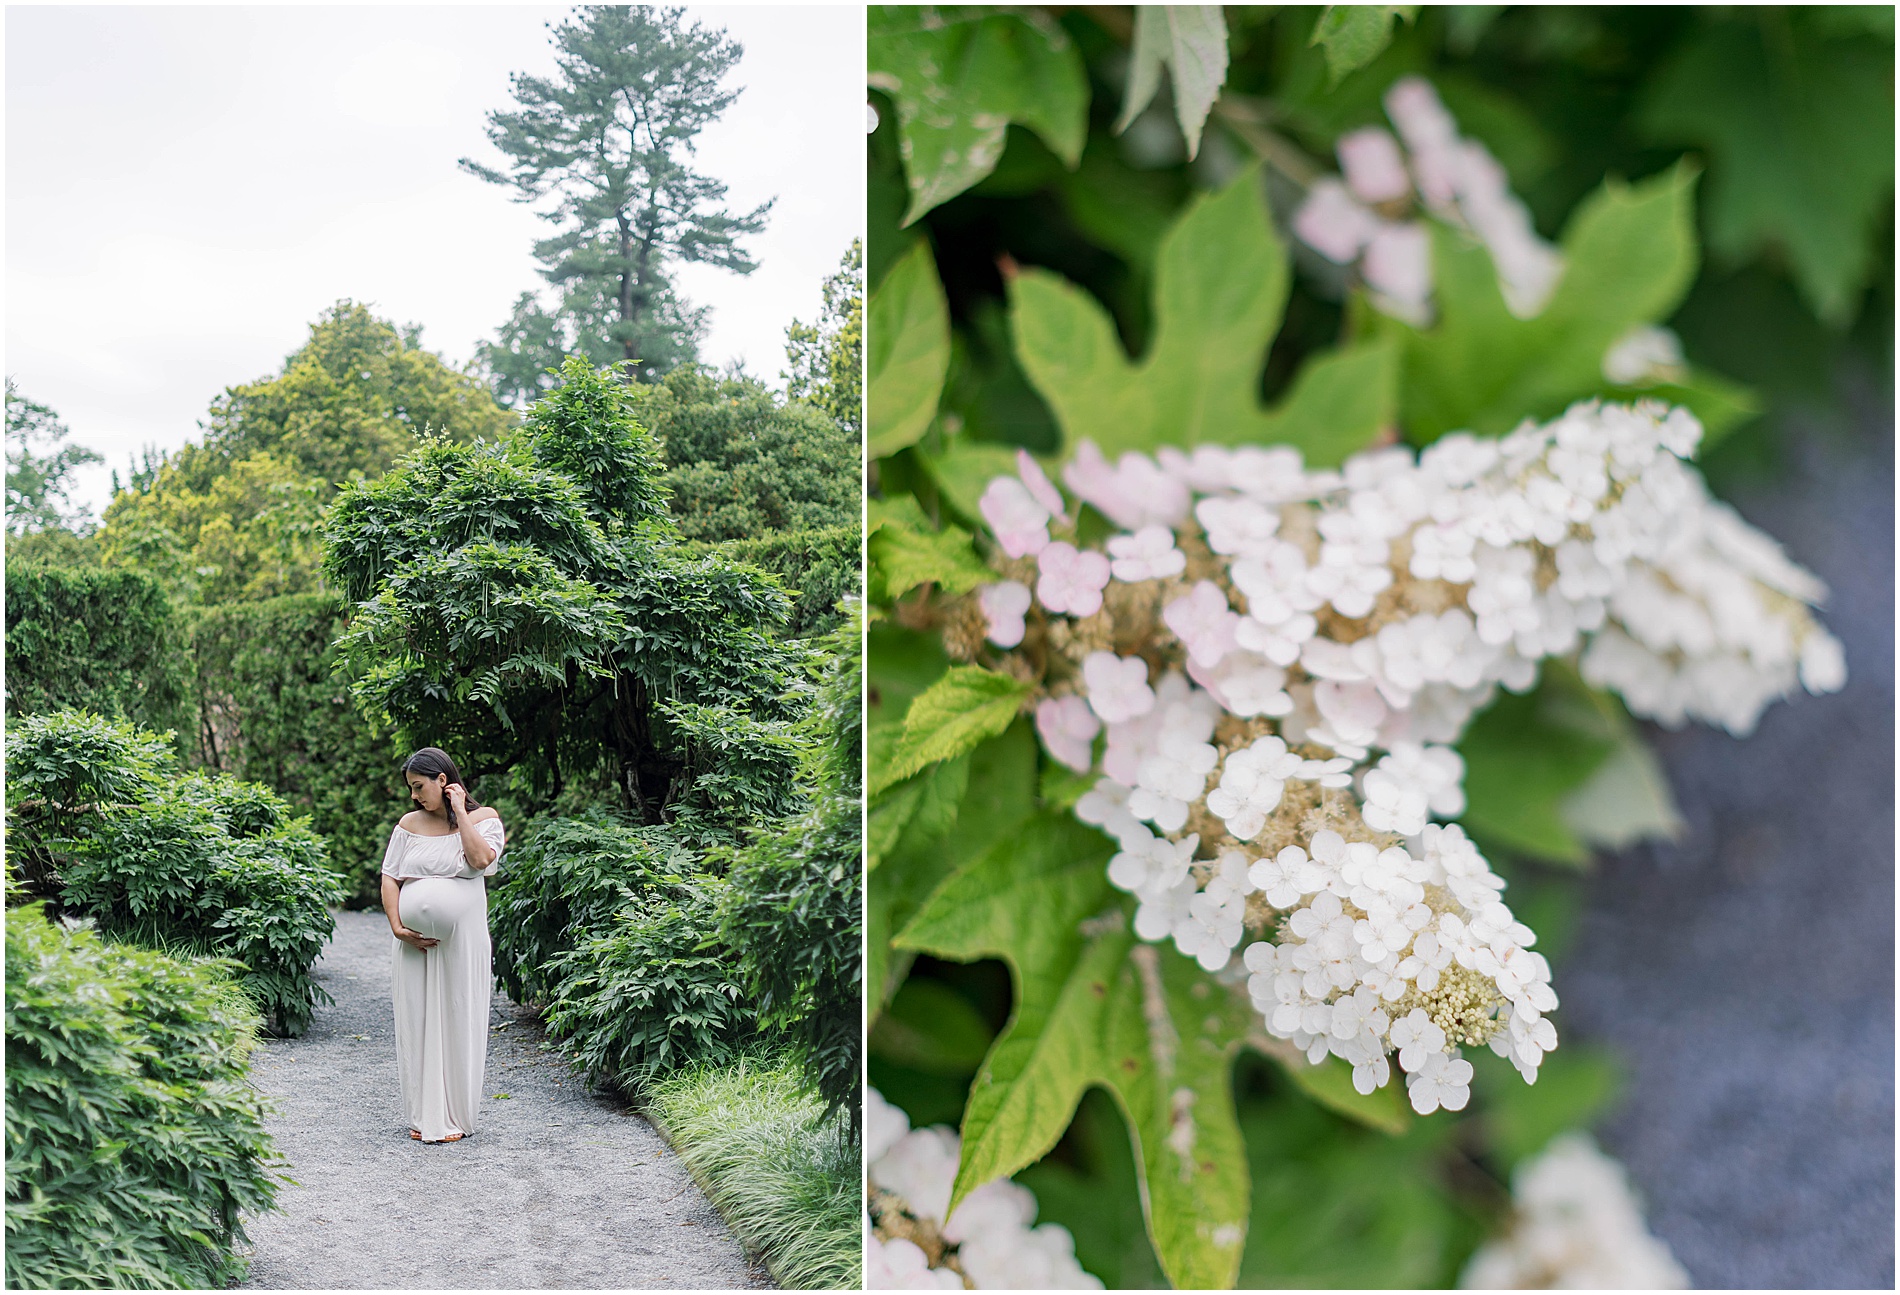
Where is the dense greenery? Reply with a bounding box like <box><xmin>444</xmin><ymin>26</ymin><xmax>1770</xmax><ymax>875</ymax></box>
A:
<box><xmin>98</xmin><ymin>302</ymin><xmax>511</xmax><ymax>604</ymax></box>
<box><xmin>7</xmin><ymin>710</ymin><xmax>343</xmax><ymax>1035</ymax></box>
<box><xmin>645</xmin><ymin>1056</ymin><xmax>862</xmax><ymax>1289</ymax></box>
<box><xmin>464</xmin><ymin>5</ymin><xmax>769</xmax><ymax>394</ymax></box>
<box><xmin>4</xmin><ymin>565</ymin><xmax>192</xmax><ymax>742</ymax></box>
<box><xmin>324</xmin><ymin>356</ymin><xmax>801</xmax><ymax>824</ymax></box>
<box><xmin>633</xmin><ymin>364</ymin><xmax>859</xmax><ymax>544</ymax></box>
<box><xmin>784</xmin><ymin>239</ymin><xmax>865</xmax><ymax>438</ymax></box>
<box><xmin>5</xmin><ymin>903</ymin><xmax>280</xmax><ymax>1289</ymax></box>
<box><xmin>188</xmin><ymin>593</ymin><xmax>411</xmax><ymax>906</ymax></box>
<box><xmin>866</xmin><ymin>5</ymin><xmax>1890</xmax><ymax>1290</ymax></box>
<box><xmin>690</xmin><ymin>525</ymin><xmax>859</xmax><ymax>640</ymax></box>
<box><xmin>718</xmin><ymin>611</ymin><xmax>863</xmax><ymax>1127</ymax></box>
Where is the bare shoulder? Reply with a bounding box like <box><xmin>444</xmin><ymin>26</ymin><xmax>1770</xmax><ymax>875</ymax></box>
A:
<box><xmin>467</xmin><ymin>806</ymin><xmax>502</xmax><ymax>826</ymax></box>
<box><xmin>398</xmin><ymin>810</ymin><xmax>428</xmax><ymax>831</ymax></box>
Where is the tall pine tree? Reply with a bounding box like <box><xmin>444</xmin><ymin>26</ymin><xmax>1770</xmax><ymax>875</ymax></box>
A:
<box><xmin>464</xmin><ymin>6</ymin><xmax>771</xmax><ymax>399</ymax></box>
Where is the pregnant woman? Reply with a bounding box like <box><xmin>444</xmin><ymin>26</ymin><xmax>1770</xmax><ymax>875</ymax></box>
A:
<box><xmin>379</xmin><ymin>748</ymin><xmax>507</xmax><ymax>1144</ymax></box>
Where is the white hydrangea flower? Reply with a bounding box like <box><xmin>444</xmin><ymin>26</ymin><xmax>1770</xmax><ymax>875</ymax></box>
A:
<box><xmin>1081</xmin><ymin>652</ymin><xmax>1153</xmax><ymax>724</ymax></box>
<box><xmin>1036</xmin><ymin>542</ymin><xmax>1110</xmax><ymax>617</ymax></box>
<box><xmin>1459</xmin><ymin>1133</ymin><xmax>1691</xmax><ymax>1289</ymax></box>
<box><xmin>868</xmin><ymin>1088</ymin><xmax>1104</xmax><ymax>1290</ymax></box>
<box><xmin>1035</xmin><ymin>696</ymin><xmax>1101</xmax><ymax>775</ymax></box>
<box><xmin>1205</xmin><ymin>735</ymin><xmax>1303</xmax><ymax>840</ymax></box>
<box><xmin>1163</xmin><ymin>581</ymin><xmax>1241</xmax><ymax>668</ymax></box>
<box><xmin>980</xmin><ymin>581</ymin><xmax>1032</xmax><ymax>648</ymax></box>
<box><xmin>1405</xmin><ymin>1048</ymin><xmax>1475</xmax><ymax>1114</ymax></box>
<box><xmin>1107</xmin><ymin>524</ymin><xmax>1187</xmax><ymax>582</ymax></box>
<box><xmin>979</xmin><ymin>475</ymin><xmax>1052</xmax><ymax>559</ymax></box>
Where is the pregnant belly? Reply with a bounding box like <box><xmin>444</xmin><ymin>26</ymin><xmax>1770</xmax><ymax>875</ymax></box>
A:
<box><xmin>398</xmin><ymin>876</ymin><xmax>485</xmax><ymax>941</ymax></box>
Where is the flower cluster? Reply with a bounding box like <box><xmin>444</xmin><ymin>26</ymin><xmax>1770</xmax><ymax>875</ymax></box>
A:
<box><xmin>867</xmin><ymin>1089</ymin><xmax>1102</xmax><ymax>1290</ymax></box>
<box><xmin>1294</xmin><ymin>76</ymin><xmax>1562</xmax><ymax>323</ymax></box>
<box><xmin>1459</xmin><ymin>1133</ymin><xmax>1691</xmax><ymax>1289</ymax></box>
<box><xmin>961</xmin><ymin>399</ymin><xmax>1842</xmax><ymax>1110</ymax></box>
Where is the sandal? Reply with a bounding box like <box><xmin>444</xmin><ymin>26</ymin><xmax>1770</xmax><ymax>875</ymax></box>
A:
<box><xmin>408</xmin><ymin>1129</ymin><xmax>421</xmax><ymax>1140</ymax></box>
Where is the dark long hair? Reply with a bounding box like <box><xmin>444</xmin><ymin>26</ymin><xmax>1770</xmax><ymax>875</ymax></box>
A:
<box><xmin>400</xmin><ymin>747</ymin><xmax>481</xmax><ymax>828</ymax></box>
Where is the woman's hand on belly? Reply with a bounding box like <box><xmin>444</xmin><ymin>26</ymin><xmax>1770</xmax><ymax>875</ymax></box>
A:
<box><xmin>394</xmin><ymin>925</ymin><xmax>439</xmax><ymax>951</ymax></box>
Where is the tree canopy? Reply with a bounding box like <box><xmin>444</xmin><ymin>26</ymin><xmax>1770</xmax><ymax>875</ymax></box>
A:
<box><xmin>784</xmin><ymin>240</ymin><xmax>864</xmax><ymax>439</ymax></box>
<box><xmin>97</xmin><ymin>302</ymin><xmax>511</xmax><ymax>604</ymax></box>
<box><xmin>464</xmin><ymin>5</ymin><xmax>771</xmax><ymax>394</ymax></box>
<box><xmin>6</xmin><ymin>381</ymin><xmax>101</xmax><ymax>537</ymax></box>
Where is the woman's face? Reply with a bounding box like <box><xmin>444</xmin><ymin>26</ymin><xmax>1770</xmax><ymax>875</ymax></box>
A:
<box><xmin>407</xmin><ymin>772</ymin><xmax>447</xmax><ymax>813</ymax></box>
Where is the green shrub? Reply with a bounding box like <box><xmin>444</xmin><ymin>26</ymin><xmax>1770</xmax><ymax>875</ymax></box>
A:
<box><xmin>488</xmin><ymin>810</ymin><xmax>694</xmax><ymax>1005</ymax></box>
<box><xmin>7</xmin><ymin>710</ymin><xmax>343</xmax><ymax>1036</ymax></box>
<box><xmin>187</xmin><ymin>593</ymin><xmax>410</xmax><ymax>906</ymax></box>
<box><xmin>542</xmin><ymin>879</ymin><xmax>751</xmax><ymax>1081</ymax></box>
<box><xmin>689</xmin><ymin>524</ymin><xmax>861</xmax><ymax>639</ymax></box>
<box><xmin>720</xmin><ymin>611</ymin><xmax>863</xmax><ymax>1127</ymax></box>
<box><xmin>3</xmin><ymin>566</ymin><xmax>190</xmax><ymax>741</ymax></box>
<box><xmin>5</xmin><ymin>903</ymin><xmax>280</xmax><ymax>1289</ymax></box>
<box><xmin>645</xmin><ymin>1055</ymin><xmax>861</xmax><ymax>1290</ymax></box>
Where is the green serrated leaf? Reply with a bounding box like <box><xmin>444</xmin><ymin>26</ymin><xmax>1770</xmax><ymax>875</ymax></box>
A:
<box><xmin>1309</xmin><ymin>6</ymin><xmax>1418</xmax><ymax>87</ymax></box>
<box><xmin>869</xmin><ymin>6</ymin><xmax>1088</xmax><ymax>224</ymax></box>
<box><xmin>869</xmin><ymin>514</ymin><xmax>992</xmax><ymax>603</ymax></box>
<box><xmin>873</xmin><ymin>665</ymin><xmax>1031</xmax><ymax>796</ymax></box>
<box><xmin>868</xmin><ymin>753</ymin><xmax>971</xmax><ymax>871</ymax></box>
<box><xmin>1258</xmin><ymin>338</ymin><xmax>1399</xmax><ymax>466</ymax></box>
<box><xmin>869</xmin><ymin>242</ymin><xmax>951</xmax><ymax>458</ymax></box>
<box><xmin>869</xmin><ymin>722</ymin><xmax>1037</xmax><ymax>1013</ymax></box>
<box><xmin>1012</xmin><ymin>167</ymin><xmax>1302</xmax><ymax>457</ymax></box>
<box><xmin>1386</xmin><ymin>162</ymin><xmax>1702</xmax><ymax>442</ymax></box>
<box><xmin>1639</xmin><ymin>17</ymin><xmax>1894</xmax><ymax>326</ymax></box>
<box><xmin>1115</xmin><ymin>5</ymin><xmax>1231</xmax><ymax>159</ymax></box>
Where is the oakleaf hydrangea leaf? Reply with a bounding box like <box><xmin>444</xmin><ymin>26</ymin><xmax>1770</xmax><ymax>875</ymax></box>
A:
<box><xmin>1639</xmin><ymin>16</ymin><xmax>1894</xmax><ymax>326</ymax></box>
<box><xmin>896</xmin><ymin>812</ymin><xmax>1252</xmax><ymax>1289</ymax></box>
<box><xmin>868</xmin><ymin>497</ymin><xmax>991</xmax><ymax>602</ymax></box>
<box><xmin>869</xmin><ymin>6</ymin><xmax>1088</xmax><ymax>225</ymax></box>
<box><xmin>1011</xmin><ymin>167</ymin><xmax>1394</xmax><ymax>463</ymax></box>
<box><xmin>1115</xmin><ymin>6</ymin><xmax>1231</xmax><ymax>159</ymax></box>
<box><xmin>1457</xmin><ymin>687</ymin><xmax>1616</xmax><ymax>866</ymax></box>
<box><xmin>873</xmin><ymin>665</ymin><xmax>1031</xmax><ymax>796</ymax></box>
<box><xmin>1308</xmin><ymin>6</ymin><xmax>1418</xmax><ymax>87</ymax></box>
<box><xmin>1385</xmin><ymin>161</ymin><xmax>1701</xmax><ymax>441</ymax></box>
<box><xmin>868</xmin><ymin>241</ymin><xmax>951</xmax><ymax>457</ymax></box>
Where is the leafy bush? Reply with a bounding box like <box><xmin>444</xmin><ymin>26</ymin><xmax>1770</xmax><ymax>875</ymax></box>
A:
<box><xmin>720</xmin><ymin>611</ymin><xmax>863</xmax><ymax>1127</ymax></box>
<box><xmin>645</xmin><ymin>1055</ymin><xmax>862</xmax><ymax>1290</ymax></box>
<box><xmin>488</xmin><ymin>810</ymin><xmax>694</xmax><ymax>1005</ymax></box>
<box><xmin>187</xmin><ymin>593</ymin><xmax>410</xmax><ymax>905</ymax></box>
<box><xmin>690</xmin><ymin>524</ymin><xmax>861</xmax><ymax>639</ymax></box>
<box><xmin>5</xmin><ymin>903</ymin><xmax>280</xmax><ymax>1289</ymax></box>
<box><xmin>542</xmin><ymin>878</ymin><xmax>751</xmax><ymax>1081</ymax></box>
<box><xmin>3</xmin><ymin>566</ymin><xmax>190</xmax><ymax>741</ymax></box>
<box><xmin>7</xmin><ymin>710</ymin><xmax>343</xmax><ymax>1036</ymax></box>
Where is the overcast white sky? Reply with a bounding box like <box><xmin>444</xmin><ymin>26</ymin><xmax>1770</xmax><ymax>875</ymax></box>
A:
<box><xmin>5</xmin><ymin>4</ymin><xmax>864</xmax><ymax>521</ymax></box>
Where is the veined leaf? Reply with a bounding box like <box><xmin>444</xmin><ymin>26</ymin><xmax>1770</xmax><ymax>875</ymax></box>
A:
<box><xmin>868</xmin><ymin>513</ymin><xmax>992</xmax><ymax>603</ymax></box>
<box><xmin>1308</xmin><ymin>6</ymin><xmax>1418</xmax><ymax>87</ymax></box>
<box><xmin>1116</xmin><ymin>6</ymin><xmax>1231</xmax><ymax>159</ymax></box>
<box><xmin>1386</xmin><ymin>162</ymin><xmax>1701</xmax><ymax>442</ymax></box>
<box><xmin>872</xmin><ymin>665</ymin><xmax>1032</xmax><ymax>796</ymax></box>
<box><xmin>898</xmin><ymin>812</ymin><xmax>1253</xmax><ymax>1288</ymax></box>
<box><xmin>1011</xmin><ymin>168</ymin><xmax>1395</xmax><ymax>463</ymax></box>
<box><xmin>868</xmin><ymin>242</ymin><xmax>951</xmax><ymax>458</ymax></box>
<box><xmin>869</xmin><ymin>6</ymin><xmax>1088</xmax><ymax>224</ymax></box>
<box><xmin>868</xmin><ymin>752</ymin><xmax>971</xmax><ymax>871</ymax></box>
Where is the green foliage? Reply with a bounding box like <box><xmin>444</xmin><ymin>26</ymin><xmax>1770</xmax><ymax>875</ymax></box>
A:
<box><xmin>784</xmin><ymin>239</ymin><xmax>865</xmax><ymax>439</ymax></box>
<box><xmin>629</xmin><ymin>364</ymin><xmax>859</xmax><ymax>543</ymax></box>
<box><xmin>1309</xmin><ymin>5</ymin><xmax>1418</xmax><ymax>86</ymax></box>
<box><xmin>691</xmin><ymin>525</ymin><xmax>860</xmax><ymax>639</ymax></box>
<box><xmin>3</xmin><ymin>566</ymin><xmax>191</xmax><ymax>743</ymax></box>
<box><xmin>1117</xmin><ymin>5</ymin><xmax>1232</xmax><ymax>157</ymax></box>
<box><xmin>186</xmin><ymin>593</ymin><xmax>411</xmax><ymax>907</ymax></box>
<box><xmin>462</xmin><ymin>5</ymin><xmax>769</xmax><ymax>386</ymax></box>
<box><xmin>98</xmin><ymin>302</ymin><xmax>511</xmax><ymax>604</ymax></box>
<box><xmin>868</xmin><ymin>496</ymin><xmax>990</xmax><ymax>602</ymax></box>
<box><xmin>488</xmin><ymin>810</ymin><xmax>694</xmax><ymax>1006</ymax></box>
<box><xmin>543</xmin><ymin>877</ymin><xmax>750</xmax><ymax>1081</ymax></box>
<box><xmin>1639</xmin><ymin>9</ymin><xmax>1895</xmax><ymax>326</ymax></box>
<box><xmin>7</xmin><ymin>710</ymin><xmax>342</xmax><ymax>1036</ymax></box>
<box><xmin>871</xmin><ymin>664</ymin><xmax>1032</xmax><ymax>796</ymax></box>
<box><xmin>1010</xmin><ymin>167</ymin><xmax>1396</xmax><ymax>462</ymax></box>
<box><xmin>866</xmin><ymin>241</ymin><xmax>950</xmax><ymax>458</ymax></box>
<box><xmin>6</xmin><ymin>380</ymin><xmax>102</xmax><ymax>535</ymax></box>
<box><xmin>322</xmin><ymin>361</ymin><xmax>800</xmax><ymax>825</ymax></box>
<box><xmin>519</xmin><ymin>357</ymin><xmax>671</xmax><ymax>527</ymax></box>
<box><xmin>5</xmin><ymin>904</ymin><xmax>280</xmax><ymax>1290</ymax></box>
<box><xmin>869</xmin><ymin>6</ymin><xmax>1087</xmax><ymax>224</ymax></box>
<box><xmin>719</xmin><ymin>613</ymin><xmax>864</xmax><ymax>1127</ymax></box>
<box><xmin>5</xmin><ymin>525</ymin><xmax>102</xmax><ymax>568</ymax></box>
<box><xmin>644</xmin><ymin>1055</ymin><xmax>862</xmax><ymax>1290</ymax></box>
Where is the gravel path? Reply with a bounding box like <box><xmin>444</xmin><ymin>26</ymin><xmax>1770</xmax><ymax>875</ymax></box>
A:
<box><xmin>237</xmin><ymin>909</ymin><xmax>771</xmax><ymax>1290</ymax></box>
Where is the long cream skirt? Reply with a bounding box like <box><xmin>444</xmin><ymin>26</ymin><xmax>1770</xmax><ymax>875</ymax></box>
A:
<box><xmin>394</xmin><ymin>876</ymin><xmax>491</xmax><ymax>1142</ymax></box>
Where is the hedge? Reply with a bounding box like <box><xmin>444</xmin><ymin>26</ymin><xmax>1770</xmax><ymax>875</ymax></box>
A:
<box><xmin>5</xmin><ymin>903</ymin><xmax>280</xmax><ymax>1289</ymax></box>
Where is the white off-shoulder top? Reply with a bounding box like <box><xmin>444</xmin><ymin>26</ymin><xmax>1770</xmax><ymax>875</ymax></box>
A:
<box><xmin>380</xmin><ymin>818</ymin><xmax>506</xmax><ymax>881</ymax></box>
